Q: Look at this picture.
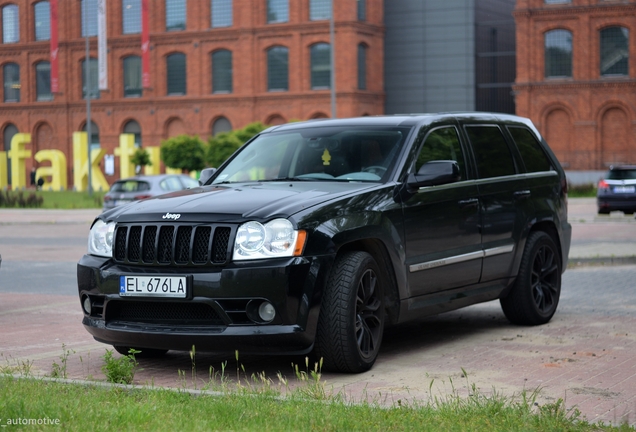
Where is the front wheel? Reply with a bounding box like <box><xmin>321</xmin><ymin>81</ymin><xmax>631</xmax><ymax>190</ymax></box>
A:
<box><xmin>500</xmin><ymin>231</ymin><xmax>562</xmax><ymax>325</ymax></box>
<box><xmin>314</xmin><ymin>251</ymin><xmax>386</xmax><ymax>373</ymax></box>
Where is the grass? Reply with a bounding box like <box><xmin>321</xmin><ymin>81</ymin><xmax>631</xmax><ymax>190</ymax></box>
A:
<box><xmin>0</xmin><ymin>189</ymin><xmax>105</xmax><ymax>209</ymax></box>
<box><xmin>1</xmin><ymin>375</ymin><xmax>631</xmax><ymax>432</ymax></box>
<box><xmin>569</xmin><ymin>183</ymin><xmax>597</xmax><ymax>198</ymax></box>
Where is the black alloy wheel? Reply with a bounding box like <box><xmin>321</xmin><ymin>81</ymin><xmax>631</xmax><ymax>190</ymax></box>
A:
<box><xmin>314</xmin><ymin>251</ymin><xmax>386</xmax><ymax>373</ymax></box>
<box><xmin>500</xmin><ymin>231</ymin><xmax>562</xmax><ymax>325</ymax></box>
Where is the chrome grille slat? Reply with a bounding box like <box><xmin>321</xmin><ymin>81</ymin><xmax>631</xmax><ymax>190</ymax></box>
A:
<box><xmin>113</xmin><ymin>223</ymin><xmax>232</xmax><ymax>267</ymax></box>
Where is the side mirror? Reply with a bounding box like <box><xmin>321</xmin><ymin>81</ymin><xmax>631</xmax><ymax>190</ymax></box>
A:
<box><xmin>408</xmin><ymin>160</ymin><xmax>461</xmax><ymax>189</ymax></box>
<box><xmin>198</xmin><ymin>167</ymin><xmax>217</xmax><ymax>186</ymax></box>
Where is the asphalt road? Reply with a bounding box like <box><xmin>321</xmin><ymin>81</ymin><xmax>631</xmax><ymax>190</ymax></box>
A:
<box><xmin>0</xmin><ymin>203</ymin><xmax>635</xmax><ymax>426</ymax></box>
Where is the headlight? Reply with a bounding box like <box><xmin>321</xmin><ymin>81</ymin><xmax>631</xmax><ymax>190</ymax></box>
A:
<box><xmin>233</xmin><ymin>218</ymin><xmax>306</xmax><ymax>260</ymax></box>
<box><xmin>88</xmin><ymin>219</ymin><xmax>115</xmax><ymax>257</ymax></box>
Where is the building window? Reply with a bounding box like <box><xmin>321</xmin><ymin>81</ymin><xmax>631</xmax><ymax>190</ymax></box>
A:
<box><xmin>3</xmin><ymin>63</ymin><xmax>20</xmax><ymax>102</ymax></box>
<box><xmin>311</xmin><ymin>43</ymin><xmax>330</xmax><ymax>89</ymax></box>
<box><xmin>122</xmin><ymin>0</ymin><xmax>141</xmax><ymax>34</ymax></box>
<box><xmin>82</xmin><ymin>58</ymin><xmax>100</xmax><ymax>99</ymax></box>
<box><xmin>2</xmin><ymin>4</ymin><xmax>19</xmax><ymax>43</ymax></box>
<box><xmin>357</xmin><ymin>0</ymin><xmax>365</xmax><ymax>21</ymax></box>
<box><xmin>212</xmin><ymin>50</ymin><xmax>232</xmax><ymax>93</ymax></box>
<box><xmin>267</xmin><ymin>0</ymin><xmax>288</xmax><ymax>23</ymax></box>
<box><xmin>35</xmin><ymin>61</ymin><xmax>52</xmax><ymax>101</ymax></box>
<box><xmin>81</xmin><ymin>0</ymin><xmax>98</xmax><ymax>37</ymax></box>
<box><xmin>211</xmin><ymin>0</ymin><xmax>232</xmax><ymax>28</ymax></box>
<box><xmin>545</xmin><ymin>29</ymin><xmax>572</xmax><ymax>78</ymax></box>
<box><xmin>167</xmin><ymin>53</ymin><xmax>186</xmax><ymax>95</ymax></box>
<box><xmin>358</xmin><ymin>44</ymin><xmax>367</xmax><ymax>90</ymax></box>
<box><xmin>166</xmin><ymin>0</ymin><xmax>186</xmax><ymax>31</ymax></box>
<box><xmin>82</xmin><ymin>121</ymin><xmax>100</xmax><ymax>149</ymax></box>
<box><xmin>309</xmin><ymin>0</ymin><xmax>331</xmax><ymax>21</ymax></box>
<box><xmin>601</xmin><ymin>27</ymin><xmax>629</xmax><ymax>76</ymax></box>
<box><xmin>34</xmin><ymin>2</ymin><xmax>50</xmax><ymax>41</ymax></box>
<box><xmin>267</xmin><ymin>46</ymin><xmax>288</xmax><ymax>91</ymax></box>
<box><xmin>212</xmin><ymin>116</ymin><xmax>232</xmax><ymax>135</ymax></box>
<box><xmin>124</xmin><ymin>120</ymin><xmax>142</xmax><ymax>146</ymax></box>
<box><xmin>123</xmin><ymin>56</ymin><xmax>142</xmax><ymax>97</ymax></box>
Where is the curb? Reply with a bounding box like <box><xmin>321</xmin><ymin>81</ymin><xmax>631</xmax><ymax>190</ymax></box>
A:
<box><xmin>568</xmin><ymin>256</ymin><xmax>636</xmax><ymax>267</ymax></box>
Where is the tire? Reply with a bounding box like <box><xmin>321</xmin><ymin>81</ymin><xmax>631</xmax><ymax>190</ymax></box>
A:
<box><xmin>500</xmin><ymin>231</ymin><xmax>562</xmax><ymax>326</ymax></box>
<box><xmin>598</xmin><ymin>208</ymin><xmax>610</xmax><ymax>215</ymax></box>
<box><xmin>113</xmin><ymin>346</ymin><xmax>168</xmax><ymax>358</ymax></box>
<box><xmin>314</xmin><ymin>251</ymin><xmax>386</xmax><ymax>373</ymax></box>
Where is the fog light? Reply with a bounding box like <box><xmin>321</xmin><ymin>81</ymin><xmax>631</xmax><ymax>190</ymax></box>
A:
<box><xmin>83</xmin><ymin>296</ymin><xmax>92</xmax><ymax>315</ymax></box>
<box><xmin>258</xmin><ymin>302</ymin><xmax>276</xmax><ymax>323</ymax></box>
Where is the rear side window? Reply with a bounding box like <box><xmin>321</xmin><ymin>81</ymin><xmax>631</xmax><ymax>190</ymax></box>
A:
<box><xmin>464</xmin><ymin>126</ymin><xmax>516</xmax><ymax>179</ymax></box>
<box><xmin>160</xmin><ymin>177</ymin><xmax>184</xmax><ymax>191</ymax></box>
<box><xmin>607</xmin><ymin>169</ymin><xmax>636</xmax><ymax>180</ymax></box>
<box><xmin>416</xmin><ymin>126</ymin><xmax>466</xmax><ymax>179</ymax></box>
<box><xmin>507</xmin><ymin>127</ymin><xmax>552</xmax><ymax>173</ymax></box>
<box><xmin>110</xmin><ymin>181</ymin><xmax>150</xmax><ymax>192</ymax></box>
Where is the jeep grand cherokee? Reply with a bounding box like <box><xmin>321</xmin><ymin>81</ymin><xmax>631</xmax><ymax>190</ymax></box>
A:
<box><xmin>77</xmin><ymin>113</ymin><xmax>571</xmax><ymax>373</ymax></box>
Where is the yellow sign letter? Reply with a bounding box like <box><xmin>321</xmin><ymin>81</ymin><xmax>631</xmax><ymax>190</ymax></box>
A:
<box><xmin>35</xmin><ymin>150</ymin><xmax>67</xmax><ymax>191</ymax></box>
<box><xmin>8</xmin><ymin>133</ymin><xmax>31</xmax><ymax>189</ymax></box>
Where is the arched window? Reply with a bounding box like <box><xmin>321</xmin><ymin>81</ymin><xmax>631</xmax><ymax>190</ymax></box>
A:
<box><xmin>211</xmin><ymin>0</ymin><xmax>232</xmax><ymax>28</ymax></box>
<box><xmin>2</xmin><ymin>4</ymin><xmax>19</xmax><ymax>43</ymax></box>
<box><xmin>212</xmin><ymin>50</ymin><xmax>232</xmax><ymax>93</ymax></box>
<box><xmin>122</xmin><ymin>0</ymin><xmax>141</xmax><ymax>34</ymax></box>
<box><xmin>124</xmin><ymin>120</ymin><xmax>141</xmax><ymax>146</ymax></box>
<box><xmin>545</xmin><ymin>29</ymin><xmax>572</xmax><ymax>78</ymax></box>
<box><xmin>82</xmin><ymin>120</ymin><xmax>100</xmax><ymax>149</ymax></box>
<box><xmin>311</xmin><ymin>43</ymin><xmax>331</xmax><ymax>89</ymax></box>
<box><xmin>82</xmin><ymin>58</ymin><xmax>100</xmax><ymax>99</ymax></box>
<box><xmin>358</xmin><ymin>44</ymin><xmax>367</xmax><ymax>90</ymax></box>
<box><xmin>3</xmin><ymin>63</ymin><xmax>20</xmax><ymax>102</ymax></box>
<box><xmin>167</xmin><ymin>53</ymin><xmax>186</xmax><ymax>95</ymax></box>
<box><xmin>81</xmin><ymin>0</ymin><xmax>97</xmax><ymax>37</ymax></box>
<box><xmin>166</xmin><ymin>0</ymin><xmax>186</xmax><ymax>31</ymax></box>
<box><xmin>34</xmin><ymin>1</ymin><xmax>51</xmax><ymax>41</ymax></box>
<box><xmin>601</xmin><ymin>27</ymin><xmax>629</xmax><ymax>76</ymax></box>
<box><xmin>123</xmin><ymin>56</ymin><xmax>142</xmax><ymax>97</ymax></box>
<box><xmin>35</xmin><ymin>61</ymin><xmax>52</xmax><ymax>101</ymax></box>
<box><xmin>267</xmin><ymin>46</ymin><xmax>288</xmax><ymax>91</ymax></box>
<box><xmin>267</xmin><ymin>0</ymin><xmax>288</xmax><ymax>23</ymax></box>
<box><xmin>212</xmin><ymin>117</ymin><xmax>232</xmax><ymax>135</ymax></box>
<box><xmin>309</xmin><ymin>0</ymin><xmax>330</xmax><ymax>21</ymax></box>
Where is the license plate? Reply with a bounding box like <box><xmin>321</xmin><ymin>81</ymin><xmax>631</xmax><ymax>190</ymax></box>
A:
<box><xmin>120</xmin><ymin>276</ymin><xmax>187</xmax><ymax>298</ymax></box>
<box><xmin>613</xmin><ymin>186</ymin><xmax>635</xmax><ymax>193</ymax></box>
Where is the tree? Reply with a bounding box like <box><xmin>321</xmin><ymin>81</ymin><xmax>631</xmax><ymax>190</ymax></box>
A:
<box><xmin>160</xmin><ymin>135</ymin><xmax>206</xmax><ymax>172</ymax></box>
<box><xmin>130</xmin><ymin>148</ymin><xmax>152</xmax><ymax>174</ymax></box>
<box><xmin>206</xmin><ymin>122</ymin><xmax>267</xmax><ymax>168</ymax></box>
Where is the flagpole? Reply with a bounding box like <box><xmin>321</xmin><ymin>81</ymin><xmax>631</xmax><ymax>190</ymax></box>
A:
<box><xmin>329</xmin><ymin>0</ymin><xmax>336</xmax><ymax>118</ymax></box>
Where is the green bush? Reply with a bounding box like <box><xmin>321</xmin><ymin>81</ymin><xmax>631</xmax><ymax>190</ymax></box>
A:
<box><xmin>160</xmin><ymin>135</ymin><xmax>206</xmax><ymax>172</ymax></box>
<box><xmin>206</xmin><ymin>122</ymin><xmax>267</xmax><ymax>168</ymax></box>
<box><xmin>0</xmin><ymin>190</ymin><xmax>43</xmax><ymax>208</ymax></box>
<box><xmin>130</xmin><ymin>148</ymin><xmax>152</xmax><ymax>169</ymax></box>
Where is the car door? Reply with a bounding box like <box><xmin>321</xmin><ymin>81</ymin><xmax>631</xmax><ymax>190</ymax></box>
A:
<box><xmin>402</xmin><ymin>124</ymin><xmax>482</xmax><ymax>297</ymax></box>
<box><xmin>462</xmin><ymin>124</ymin><xmax>534</xmax><ymax>282</ymax></box>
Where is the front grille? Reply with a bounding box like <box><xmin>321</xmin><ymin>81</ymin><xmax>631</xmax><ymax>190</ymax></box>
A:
<box><xmin>106</xmin><ymin>300</ymin><xmax>224</xmax><ymax>325</ymax></box>
<box><xmin>113</xmin><ymin>223</ymin><xmax>232</xmax><ymax>266</ymax></box>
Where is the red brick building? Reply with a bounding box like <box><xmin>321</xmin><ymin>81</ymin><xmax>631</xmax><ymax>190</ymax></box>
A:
<box><xmin>0</xmin><ymin>0</ymin><xmax>384</xmax><ymax>187</ymax></box>
<box><xmin>514</xmin><ymin>0</ymin><xmax>636</xmax><ymax>170</ymax></box>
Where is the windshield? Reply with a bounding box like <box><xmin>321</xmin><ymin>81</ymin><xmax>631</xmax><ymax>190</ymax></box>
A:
<box><xmin>212</xmin><ymin>125</ymin><xmax>412</xmax><ymax>184</ymax></box>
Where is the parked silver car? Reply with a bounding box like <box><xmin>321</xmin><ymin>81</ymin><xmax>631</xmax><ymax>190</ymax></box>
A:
<box><xmin>102</xmin><ymin>175</ymin><xmax>199</xmax><ymax>211</ymax></box>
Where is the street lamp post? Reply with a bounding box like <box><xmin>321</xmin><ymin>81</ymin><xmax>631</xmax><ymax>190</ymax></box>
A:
<box><xmin>330</xmin><ymin>0</ymin><xmax>336</xmax><ymax>118</ymax></box>
<box><xmin>84</xmin><ymin>1</ymin><xmax>93</xmax><ymax>196</ymax></box>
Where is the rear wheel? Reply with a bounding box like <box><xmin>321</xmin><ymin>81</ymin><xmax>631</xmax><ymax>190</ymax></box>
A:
<box><xmin>113</xmin><ymin>346</ymin><xmax>168</xmax><ymax>358</ymax></box>
<box><xmin>314</xmin><ymin>251</ymin><xmax>385</xmax><ymax>373</ymax></box>
<box><xmin>500</xmin><ymin>231</ymin><xmax>561</xmax><ymax>325</ymax></box>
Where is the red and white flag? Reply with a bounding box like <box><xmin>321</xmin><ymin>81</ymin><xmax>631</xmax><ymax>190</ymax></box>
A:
<box><xmin>50</xmin><ymin>0</ymin><xmax>59</xmax><ymax>93</ymax></box>
<box><xmin>142</xmin><ymin>0</ymin><xmax>150</xmax><ymax>88</ymax></box>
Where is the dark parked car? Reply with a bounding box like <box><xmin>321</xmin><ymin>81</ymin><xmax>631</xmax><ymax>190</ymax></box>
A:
<box><xmin>102</xmin><ymin>174</ymin><xmax>200</xmax><ymax>211</ymax></box>
<box><xmin>597</xmin><ymin>165</ymin><xmax>636</xmax><ymax>214</ymax></box>
<box><xmin>78</xmin><ymin>113</ymin><xmax>571</xmax><ymax>373</ymax></box>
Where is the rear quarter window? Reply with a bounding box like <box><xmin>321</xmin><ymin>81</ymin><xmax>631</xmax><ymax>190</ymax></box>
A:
<box><xmin>110</xmin><ymin>181</ymin><xmax>150</xmax><ymax>192</ymax></box>
<box><xmin>464</xmin><ymin>125</ymin><xmax>516</xmax><ymax>179</ymax></box>
<box><xmin>507</xmin><ymin>127</ymin><xmax>553</xmax><ymax>173</ymax></box>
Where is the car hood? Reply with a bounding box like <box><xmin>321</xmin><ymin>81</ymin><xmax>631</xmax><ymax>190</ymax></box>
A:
<box><xmin>101</xmin><ymin>181</ymin><xmax>378</xmax><ymax>223</ymax></box>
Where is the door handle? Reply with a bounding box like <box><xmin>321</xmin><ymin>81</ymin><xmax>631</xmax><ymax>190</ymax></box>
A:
<box><xmin>458</xmin><ymin>198</ymin><xmax>479</xmax><ymax>208</ymax></box>
<box><xmin>514</xmin><ymin>190</ymin><xmax>531</xmax><ymax>199</ymax></box>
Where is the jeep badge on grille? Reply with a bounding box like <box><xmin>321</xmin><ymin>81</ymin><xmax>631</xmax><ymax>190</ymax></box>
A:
<box><xmin>162</xmin><ymin>212</ymin><xmax>181</xmax><ymax>220</ymax></box>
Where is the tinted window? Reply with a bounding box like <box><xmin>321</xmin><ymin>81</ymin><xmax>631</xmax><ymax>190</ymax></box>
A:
<box><xmin>111</xmin><ymin>181</ymin><xmax>150</xmax><ymax>192</ymax></box>
<box><xmin>507</xmin><ymin>127</ymin><xmax>552</xmax><ymax>173</ymax></box>
<box><xmin>416</xmin><ymin>126</ymin><xmax>466</xmax><ymax>178</ymax></box>
<box><xmin>465</xmin><ymin>125</ymin><xmax>515</xmax><ymax>179</ymax></box>
<box><xmin>607</xmin><ymin>169</ymin><xmax>636</xmax><ymax>180</ymax></box>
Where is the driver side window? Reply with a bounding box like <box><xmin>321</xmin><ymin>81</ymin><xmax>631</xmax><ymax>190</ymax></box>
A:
<box><xmin>415</xmin><ymin>126</ymin><xmax>466</xmax><ymax>178</ymax></box>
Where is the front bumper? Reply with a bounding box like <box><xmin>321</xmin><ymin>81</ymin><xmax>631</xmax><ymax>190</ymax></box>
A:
<box><xmin>77</xmin><ymin>253</ymin><xmax>332</xmax><ymax>354</ymax></box>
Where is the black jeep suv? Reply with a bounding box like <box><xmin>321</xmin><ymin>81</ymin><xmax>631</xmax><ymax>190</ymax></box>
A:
<box><xmin>78</xmin><ymin>113</ymin><xmax>571</xmax><ymax>373</ymax></box>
